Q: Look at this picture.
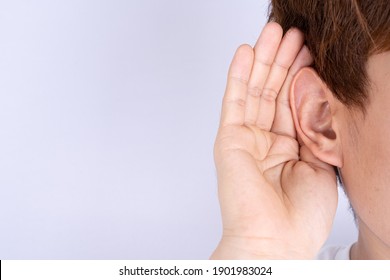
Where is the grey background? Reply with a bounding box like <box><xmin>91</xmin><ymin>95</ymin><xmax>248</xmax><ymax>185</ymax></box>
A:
<box><xmin>0</xmin><ymin>0</ymin><xmax>357</xmax><ymax>259</ymax></box>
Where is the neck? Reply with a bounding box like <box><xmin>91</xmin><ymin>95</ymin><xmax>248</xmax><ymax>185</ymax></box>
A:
<box><xmin>350</xmin><ymin>218</ymin><xmax>390</xmax><ymax>260</ymax></box>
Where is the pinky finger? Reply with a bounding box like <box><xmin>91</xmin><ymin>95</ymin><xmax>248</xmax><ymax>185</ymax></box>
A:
<box><xmin>271</xmin><ymin>45</ymin><xmax>314</xmax><ymax>138</ymax></box>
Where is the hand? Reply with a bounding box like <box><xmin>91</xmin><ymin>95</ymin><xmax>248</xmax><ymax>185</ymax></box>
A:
<box><xmin>211</xmin><ymin>23</ymin><xmax>338</xmax><ymax>259</ymax></box>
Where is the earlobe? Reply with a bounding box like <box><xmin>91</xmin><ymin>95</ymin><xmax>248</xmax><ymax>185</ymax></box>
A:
<box><xmin>290</xmin><ymin>67</ymin><xmax>343</xmax><ymax>167</ymax></box>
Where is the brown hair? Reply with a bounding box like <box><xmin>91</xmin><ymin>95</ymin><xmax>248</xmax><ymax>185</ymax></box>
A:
<box><xmin>269</xmin><ymin>0</ymin><xmax>390</xmax><ymax>109</ymax></box>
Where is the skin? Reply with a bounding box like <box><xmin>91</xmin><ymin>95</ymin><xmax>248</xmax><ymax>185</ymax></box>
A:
<box><xmin>341</xmin><ymin>52</ymin><xmax>390</xmax><ymax>259</ymax></box>
<box><xmin>212</xmin><ymin>22</ymin><xmax>390</xmax><ymax>259</ymax></box>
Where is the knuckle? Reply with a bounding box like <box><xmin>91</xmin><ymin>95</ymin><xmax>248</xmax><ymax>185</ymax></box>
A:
<box><xmin>273</xmin><ymin>60</ymin><xmax>290</xmax><ymax>71</ymax></box>
<box><xmin>255</xmin><ymin>57</ymin><xmax>272</xmax><ymax>67</ymax></box>
<box><xmin>276</xmin><ymin>97</ymin><xmax>290</xmax><ymax>107</ymax></box>
<box><xmin>260</xmin><ymin>88</ymin><xmax>278</xmax><ymax>102</ymax></box>
<box><xmin>247</xmin><ymin>86</ymin><xmax>262</xmax><ymax>97</ymax></box>
<box><xmin>229</xmin><ymin>76</ymin><xmax>248</xmax><ymax>85</ymax></box>
<box><xmin>227</xmin><ymin>98</ymin><xmax>246</xmax><ymax>107</ymax></box>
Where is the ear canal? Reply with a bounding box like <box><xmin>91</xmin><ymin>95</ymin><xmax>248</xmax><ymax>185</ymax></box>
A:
<box><xmin>290</xmin><ymin>67</ymin><xmax>343</xmax><ymax>167</ymax></box>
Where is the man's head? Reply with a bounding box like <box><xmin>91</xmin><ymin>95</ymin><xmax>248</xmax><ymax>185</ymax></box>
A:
<box><xmin>269</xmin><ymin>0</ymin><xmax>390</xmax><ymax>258</ymax></box>
<box><xmin>269</xmin><ymin>0</ymin><xmax>390</xmax><ymax>109</ymax></box>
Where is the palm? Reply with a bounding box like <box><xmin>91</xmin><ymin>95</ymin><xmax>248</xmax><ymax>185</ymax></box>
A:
<box><xmin>213</xmin><ymin>23</ymin><xmax>337</xmax><ymax>259</ymax></box>
<box><xmin>216</xmin><ymin>124</ymin><xmax>336</xmax><ymax>257</ymax></box>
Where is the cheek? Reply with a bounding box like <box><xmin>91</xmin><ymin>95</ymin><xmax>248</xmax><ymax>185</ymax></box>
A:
<box><xmin>340</xmin><ymin>116</ymin><xmax>390</xmax><ymax>243</ymax></box>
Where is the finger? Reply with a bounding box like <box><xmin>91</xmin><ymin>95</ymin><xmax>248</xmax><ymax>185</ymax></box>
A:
<box><xmin>220</xmin><ymin>44</ymin><xmax>254</xmax><ymax>127</ymax></box>
<box><xmin>256</xmin><ymin>28</ymin><xmax>304</xmax><ymax>131</ymax></box>
<box><xmin>299</xmin><ymin>145</ymin><xmax>336</xmax><ymax>175</ymax></box>
<box><xmin>244</xmin><ymin>22</ymin><xmax>283</xmax><ymax>125</ymax></box>
<box><xmin>271</xmin><ymin>45</ymin><xmax>314</xmax><ymax>137</ymax></box>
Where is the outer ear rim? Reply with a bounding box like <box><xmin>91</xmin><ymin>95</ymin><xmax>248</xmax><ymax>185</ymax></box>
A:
<box><xmin>289</xmin><ymin>67</ymin><xmax>315</xmax><ymax>145</ymax></box>
<box><xmin>289</xmin><ymin>67</ymin><xmax>343</xmax><ymax>167</ymax></box>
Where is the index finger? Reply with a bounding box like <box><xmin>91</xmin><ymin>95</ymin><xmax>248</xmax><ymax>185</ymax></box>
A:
<box><xmin>219</xmin><ymin>44</ymin><xmax>254</xmax><ymax>127</ymax></box>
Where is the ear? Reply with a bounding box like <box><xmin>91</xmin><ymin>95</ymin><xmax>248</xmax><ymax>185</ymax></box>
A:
<box><xmin>290</xmin><ymin>67</ymin><xmax>343</xmax><ymax>167</ymax></box>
